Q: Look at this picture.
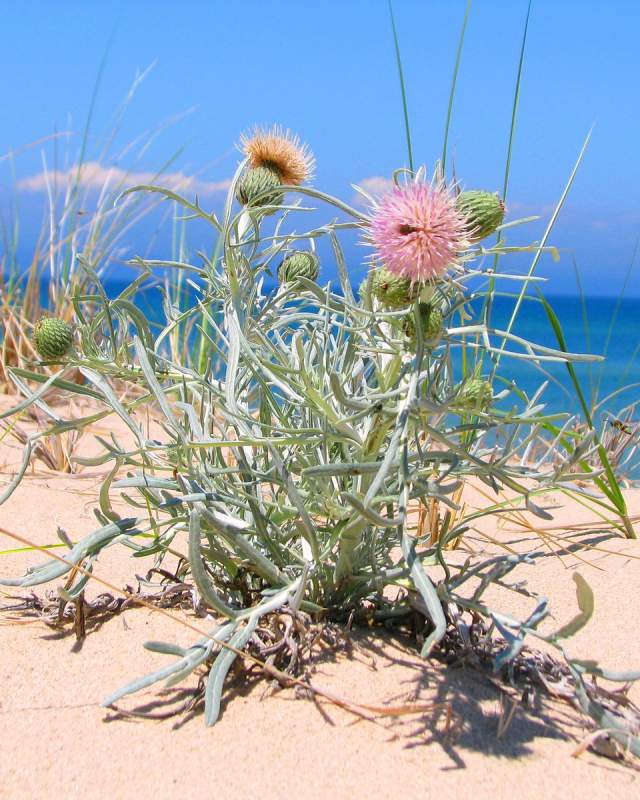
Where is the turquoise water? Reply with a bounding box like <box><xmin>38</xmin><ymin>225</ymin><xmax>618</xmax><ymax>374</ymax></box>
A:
<box><xmin>18</xmin><ymin>273</ymin><xmax>640</xmax><ymax>478</ymax></box>
<box><xmin>483</xmin><ymin>294</ymin><xmax>640</xmax><ymax>417</ymax></box>
<box><xmin>134</xmin><ymin>281</ymin><xmax>640</xmax><ymax>418</ymax></box>
<box><xmin>33</xmin><ymin>275</ymin><xmax>640</xmax><ymax>418</ymax></box>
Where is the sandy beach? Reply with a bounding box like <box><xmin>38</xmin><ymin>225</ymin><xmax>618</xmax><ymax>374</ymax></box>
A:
<box><xmin>1</xmin><ymin>398</ymin><xmax>639</xmax><ymax>800</ymax></box>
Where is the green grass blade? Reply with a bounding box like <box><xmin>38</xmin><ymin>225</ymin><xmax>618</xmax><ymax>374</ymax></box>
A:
<box><xmin>493</xmin><ymin>126</ymin><xmax>593</xmax><ymax>370</ymax></box>
<box><xmin>479</xmin><ymin>0</ymin><xmax>532</xmax><ymax>368</ymax></box>
<box><xmin>536</xmin><ymin>290</ymin><xmax>635</xmax><ymax>538</ymax></box>
<box><xmin>593</xmin><ymin>236</ymin><xmax>639</xmax><ymax>400</ymax></box>
<box><xmin>502</xmin><ymin>0</ymin><xmax>532</xmax><ymax>202</ymax></box>
<box><xmin>571</xmin><ymin>256</ymin><xmax>593</xmax><ymax>402</ymax></box>
<box><xmin>388</xmin><ymin>0</ymin><xmax>414</xmax><ymax>171</ymax></box>
<box><xmin>442</xmin><ymin>0</ymin><xmax>472</xmax><ymax>172</ymax></box>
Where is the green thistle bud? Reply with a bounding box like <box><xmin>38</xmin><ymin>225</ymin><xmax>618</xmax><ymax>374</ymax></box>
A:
<box><xmin>33</xmin><ymin>317</ymin><xmax>73</xmax><ymax>360</ymax></box>
<box><xmin>456</xmin><ymin>190</ymin><xmax>505</xmax><ymax>242</ymax></box>
<box><xmin>278</xmin><ymin>251</ymin><xmax>320</xmax><ymax>284</ymax></box>
<box><xmin>370</xmin><ymin>268</ymin><xmax>419</xmax><ymax>309</ymax></box>
<box><xmin>455</xmin><ymin>377</ymin><xmax>493</xmax><ymax>412</ymax></box>
<box><xmin>236</xmin><ymin>165</ymin><xmax>284</xmax><ymax>211</ymax></box>
<box><xmin>404</xmin><ymin>303</ymin><xmax>444</xmax><ymax>346</ymax></box>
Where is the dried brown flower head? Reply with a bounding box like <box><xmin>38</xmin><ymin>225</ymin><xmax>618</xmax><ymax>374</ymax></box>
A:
<box><xmin>239</xmin><ymin>125</ymin><xmax>315</xmax><ymax>185</ymax></box>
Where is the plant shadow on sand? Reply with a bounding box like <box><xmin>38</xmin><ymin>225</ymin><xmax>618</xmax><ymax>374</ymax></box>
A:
<box><xmin>350</xmin><ymin>633</ymin><xmax>576</xmax><ymax>763</ymax></box>
<box><xmin>4</xmin><ymin>504</ymin><xmax>639</xmax><ymax>774</ymax></box>
<box><xmin>307</xmin><ymin>631</ymin><xmax>586</xmax><ymax>763</ymax></box>
<box><xmin>7</xmin><ymin>524</ymin><xmax>638</xmax><ymax>769</ymax></box>
<box><xmin>99</xmin><ymin>619</ymin><xmax>597</xmax><ymax>767</ymax></box>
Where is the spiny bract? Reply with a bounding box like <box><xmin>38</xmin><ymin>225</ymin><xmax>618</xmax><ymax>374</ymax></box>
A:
<box><xmin>403</xmin><ymin>303</ymin><xmax>444</xmax><ymax>346</ymax></box>
<box><xmin>456</xmin><ymin>190</ymin><xmax>505</xmax><ymax>242</ymax></box>
<box><xmin>33</xmin><ymin>317</ymin><xmax>73</xmax><ymax>360</ymax></box>
<box><xmin>277</xmin><ymin>250</ymin><xmax>320</xmax><ymax>284</ymax></box>
<box><xmin>236</xmin><ymin>165</ymin><xmax>284</xmax><ymax>211</ymax></box>
<box><xmin>455</xmin><ymin>377</ymin><xmax>493</xmax><ymax>411</ymax></box>
<box><xmin>370</xmin><ymin>267</ymin><xmax>420</xmax><ymax>308</ymax></box>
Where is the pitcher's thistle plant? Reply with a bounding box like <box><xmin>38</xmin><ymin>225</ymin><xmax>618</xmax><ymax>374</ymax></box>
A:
<box><xmin>2</xmin><ymin>132</ymin><xmax>639</xmax><ymax>749</ymax></box>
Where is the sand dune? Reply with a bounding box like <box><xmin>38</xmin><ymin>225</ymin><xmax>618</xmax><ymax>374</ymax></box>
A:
<box><xmin>1</xmin><ymin>397</ymin><xmax>639</xmax><ymax>799</ymax></box>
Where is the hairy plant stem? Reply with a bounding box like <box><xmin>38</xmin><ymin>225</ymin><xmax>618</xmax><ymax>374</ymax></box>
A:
<box><xmin>333</xmin><ymin>350</ymin><xmax>404</xmax><ymax>585</ymax></box>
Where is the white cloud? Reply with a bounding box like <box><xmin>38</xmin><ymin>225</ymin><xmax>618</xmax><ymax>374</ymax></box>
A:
<box><xmin>352</xmin><ymin>175</ymin><xmax>394</xmax><ymax>206</ymax></box>
<box><xmin>17</xmin><ymin>161</ymin><xmax>231</xmax><ymax>195</ymax></box>
<box><xmin>506</xmin><ymin>200</ymin><xmax>556</xmax><ymax>217</ymax></box>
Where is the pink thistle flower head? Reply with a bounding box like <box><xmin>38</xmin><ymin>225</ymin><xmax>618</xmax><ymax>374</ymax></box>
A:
<box><xmin>367</xmin><ymin>179</ymin><xmax>468</xmax><ymax>283</ymax></box>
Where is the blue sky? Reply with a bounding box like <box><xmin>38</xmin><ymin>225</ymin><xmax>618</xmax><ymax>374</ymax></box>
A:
<box><xmin>1</xmin><ymin>0</ymin><xmax>639</xmax><ymax>295</ymax></box>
